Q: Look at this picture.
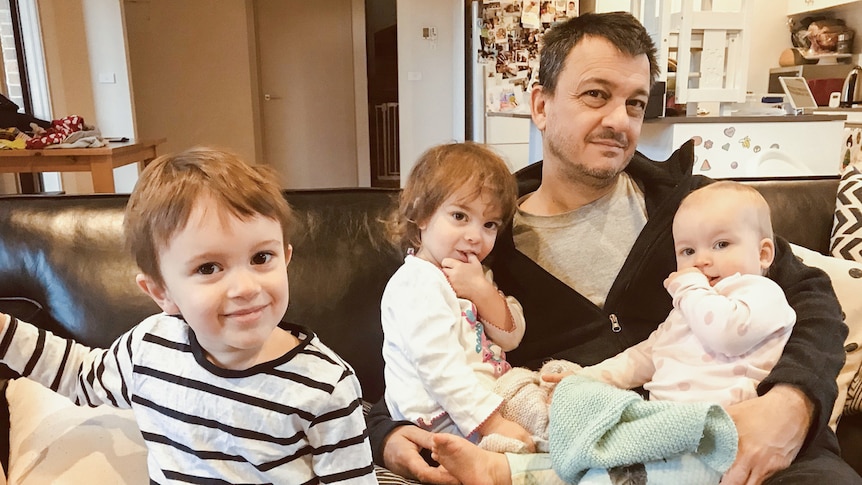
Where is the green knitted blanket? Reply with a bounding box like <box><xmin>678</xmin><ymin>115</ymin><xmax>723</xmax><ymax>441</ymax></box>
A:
<box><xmin>549</xmin><ymin>375</ymin><xmax>738</xmax><ymax>484</ymax></box>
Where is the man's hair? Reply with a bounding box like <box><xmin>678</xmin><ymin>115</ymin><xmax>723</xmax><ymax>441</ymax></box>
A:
<box><xmin>680</xmin><ymin>181</ymin><xmax>774</xmax><ymax>240</ymax></box>
<box><xmin>538</xmin><ymin>11</ymin><xmax>659</xmax><ymax>96</ymax></box>
<box><xmin>124</xmin><ymin>147</ymin><xmax>295</xmax><ymax>287</ymax></box>
<box><xmin>389</xmin><ymin>142</ymin><xmax>517</xmax><ymax>251</ymax></box>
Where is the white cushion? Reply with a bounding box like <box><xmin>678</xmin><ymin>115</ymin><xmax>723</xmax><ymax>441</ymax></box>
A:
<box><xmin>6</xmin><ymin>378</ymin><xmax>147</xmax><ymax>485</ymax></box>
<box><xmin>789</xmin><ymin>244</ymin><xmax>862</xmax><ymax>430</ymax></box>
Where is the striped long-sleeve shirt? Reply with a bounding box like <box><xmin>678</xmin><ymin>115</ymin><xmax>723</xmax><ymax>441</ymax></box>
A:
<box><xmin>0</xmin><ymin>313</ymin><xmax>376</xmax><ymax>484</ymax></box>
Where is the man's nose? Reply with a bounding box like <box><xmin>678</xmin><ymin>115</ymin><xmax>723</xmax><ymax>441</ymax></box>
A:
<box><xmin>603</xmin><ymin>101</ymin><xmax>630</xmax><ymax>132</ymax></box>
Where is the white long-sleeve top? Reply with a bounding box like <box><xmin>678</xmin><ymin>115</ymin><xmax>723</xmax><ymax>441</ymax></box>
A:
<box><xmin>381</xmin><ymin>255</ymin><xmax>526</xmax><ymax>438</ymax></box>
<box><xmin>581</xmin><ymin>272</ymin><xmax>796</xmax><ymax>407</ymax></box>
<box><xmin>0</xmin><ymin>314</ymin><xmax>376</xmax><ymax>484</ymax></box>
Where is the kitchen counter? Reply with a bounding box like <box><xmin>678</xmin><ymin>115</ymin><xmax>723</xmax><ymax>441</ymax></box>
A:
<box><xmin>639</xmin><ymin>115</ymin><xmax>845</xmax><ymax>178</ymax></box>
<box><xmin>647</xmin><ymin>114</ymin><xmax>847</xmax><ymax>123</ymax></box>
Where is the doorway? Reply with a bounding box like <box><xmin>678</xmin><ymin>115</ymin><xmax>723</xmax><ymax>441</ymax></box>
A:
<box><xmin>365</xmin><ymin>0</ymin><xmax>399</xmax><ymax>188</ymax></box>
<box><xmin>254</xmin><ymin>0</ymin><xmax>360</xmax><ymax>189</ymax></box>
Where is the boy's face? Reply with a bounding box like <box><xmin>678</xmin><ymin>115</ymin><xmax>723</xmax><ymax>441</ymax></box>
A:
<box><xmin>672</xmin><ymin>196</ymin><xmax>773</xmax><ymax>286</ymax></box>
<box><xmin>137</xmin><ymin>199</ymin><xmax>291</xmax><ymax>368</ymax></box>
<box><xmin>415</xmin><ymin>187</ymin><xmax>503</xmax><ymax>268</ymax></box>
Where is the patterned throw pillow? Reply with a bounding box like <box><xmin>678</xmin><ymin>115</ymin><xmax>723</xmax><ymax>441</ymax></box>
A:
<box><xmin>831</xmin><ymin>166</ymin><xmax>862</xmax><ymax>262</ymax></box>
<box><xmin>789</xmin><ymin>244</ymin><xmax>862</xmax><ymax>426</ymax></box>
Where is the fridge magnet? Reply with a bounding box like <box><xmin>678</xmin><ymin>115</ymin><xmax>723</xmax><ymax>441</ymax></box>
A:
<box><xmin>540</xmin><ymin>1</ymin><xmax>555</xmax><ymax>23</ymax></box>
<box><xmin>503</xmin><ymin>1</ymin><xmax>521</xmax><ymax>14</ymax></box>
<box><xmin>700</xmin><ymin>160</ymin><xmax>712</xmax><ymax>171</ymax></box>
<box><xmin>495</xmin><ymin>26</ymin><xmax>508</xmax><ymax>44</ymax></box>
<box><xmin>554</xmin><ymin>0</ymin><xmax>568</xmax><ymax>20</ymax></box>
<box><xmin>723</xmin><ymin>126</ymin><xmax>735</xmax><ymax>137</ymax></box>
<box><xmin>522</xmin><ymin>1</ymin><xmax>540</xmax><ymax>28</ymax></box>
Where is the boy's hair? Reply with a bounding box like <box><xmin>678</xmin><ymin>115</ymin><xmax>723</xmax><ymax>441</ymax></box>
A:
<box><xmin>538</xmin><ymin>12</ymin><xmax>659</xmax><ymax>96</ymax></box>
<box><xmin>680</xmin><ymin>181</ymin><xmax>774</xmax><ymax>240</ymax></box>
<box><xmin>124</xmin><ymin>147</ymin><xmax>295</xmax><ymax>287</ymax></box>
<box><xmin>389</xmin><ymin>142</ymin><xmax>518</xmax><ymax>251</ymax></box>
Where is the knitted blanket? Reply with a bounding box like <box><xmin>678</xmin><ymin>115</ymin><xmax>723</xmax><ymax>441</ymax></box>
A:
<box><xmin>549</xmin><ymin>375</ymin><xmax>738</xmax><ymax>484</ymax></box>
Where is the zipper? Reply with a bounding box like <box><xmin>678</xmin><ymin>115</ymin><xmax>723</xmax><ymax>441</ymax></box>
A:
<box><xmin>610</xmin><ymin>314</ymin><xmax>621</xmax><ymax>333</ymax></box>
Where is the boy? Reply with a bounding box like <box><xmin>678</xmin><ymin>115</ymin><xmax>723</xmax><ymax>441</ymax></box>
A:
<box><xmin>0</xmin><ymin>148</ymin><xmax>376</xmax><ymax>483</ymax></box>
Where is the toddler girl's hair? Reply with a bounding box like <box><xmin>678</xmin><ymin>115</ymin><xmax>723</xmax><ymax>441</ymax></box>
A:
<box><xmin>390</xmin><ymin>142</ymin><xmax>518</xmax><ymax>251</ymax></box>
<box><xmin>124</xmin><ymin>146</ymin><xmax>295</xmax><ymax>287</ymax></box>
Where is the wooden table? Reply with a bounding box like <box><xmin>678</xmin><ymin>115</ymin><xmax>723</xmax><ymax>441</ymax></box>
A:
<box><xmin>0</xmin><ymin>138</ymin><xmax>166</xmax><ymax>193</ymax></box>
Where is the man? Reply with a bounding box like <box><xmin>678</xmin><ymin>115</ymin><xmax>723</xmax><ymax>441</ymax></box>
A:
<box><xmin>368</xmin><ymin>12</ymin><xmax>858</xmax><ymax>484</ymax></box>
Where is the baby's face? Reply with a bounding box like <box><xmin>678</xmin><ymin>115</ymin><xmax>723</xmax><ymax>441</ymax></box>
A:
<box><xmin>149</xmin><ymin>199</ymin><xmax>291</xmax><ymax>368</ymax></box>
<box><xmin>672</xmin><ymin>198</ymin><xmax>770</xmax><ymax>286</ymax></box>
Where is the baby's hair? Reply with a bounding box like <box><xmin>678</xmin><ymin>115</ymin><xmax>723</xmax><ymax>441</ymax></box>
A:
<box><xmin>679</xmin><ymin>181</ymin><xmax>774</xmax><ymax>240</ymax></box>
<box><xmin>124</xmin><ymin>147</ymin><xmax>295</xmax><ymax>287</ymax></box>
<box><xmin>389</xmin><ymin>142</ymin><xmax>518</xmax><ymax>251</ymax></box>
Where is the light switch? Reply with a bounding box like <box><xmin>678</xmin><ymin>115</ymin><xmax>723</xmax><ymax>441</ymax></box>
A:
<box><xmin>98</xmin><ymin>72</ymin><xmax>116</xmax><ymax>84</ymax></box>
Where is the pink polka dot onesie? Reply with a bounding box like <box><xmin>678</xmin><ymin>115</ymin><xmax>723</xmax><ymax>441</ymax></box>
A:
<box><xmin>580</xmin><ymin>271</ymin><xmax>796</xmax><ymax>407</ymax></box>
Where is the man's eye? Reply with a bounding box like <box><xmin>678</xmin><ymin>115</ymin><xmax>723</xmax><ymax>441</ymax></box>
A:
<box><xmin>580</xmin><ymin>90</ymin><xmax>607</xmax><ymax>107</ymax></box>
<box><xmin>197</xmin><ymin>263</ymin><xmax>220</xmax><ymax>275</ymax></box>
<box><xmin>252</xmin><ymin>251</ymin><xmax>274</xmax><ymax>265</ymax></box>
<box><xmin>627</xmin><ymin>100</ymin><xmax>647</xmax><ymax>117</ymax></box>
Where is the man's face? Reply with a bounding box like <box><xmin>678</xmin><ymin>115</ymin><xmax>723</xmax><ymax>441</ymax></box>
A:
<box><xmin>532</xmin><ymin>36</ymin><xmax>651</xmax><ymax>189</ymax></box>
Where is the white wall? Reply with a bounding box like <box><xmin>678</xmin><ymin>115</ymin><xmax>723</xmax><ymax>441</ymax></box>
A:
<box><xmin>748</xmin><ymin>0</ymin><xmax>792</xmax><ymax>94</ymax></box>
<box><xmin>396</xmin><ymin>0</ymin><xmax>465</xmax><ymax>185</ymax></box>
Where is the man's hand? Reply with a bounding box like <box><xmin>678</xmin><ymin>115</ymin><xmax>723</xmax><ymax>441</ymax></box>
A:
<box><xmin>720</xmin><ymin>385</ymin><xmax>813</xmax><ymax>485</ymax></box>
<box><xmin>382</xmin><ymin>426</ymin><xmax>460</xmax><ymax>485</ymax></box>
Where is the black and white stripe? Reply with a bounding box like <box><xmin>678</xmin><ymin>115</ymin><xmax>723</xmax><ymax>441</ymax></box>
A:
<box><xmin>0</xmin><ymin>314</ymin><xmax>375</xmax><ymax>484</ymax></box>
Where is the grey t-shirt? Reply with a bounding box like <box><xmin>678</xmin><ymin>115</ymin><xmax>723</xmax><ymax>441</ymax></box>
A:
<box><xmin>513</xmin><ymin>173</ymin><xmax>648</xmax><ymax>308</ymax></box>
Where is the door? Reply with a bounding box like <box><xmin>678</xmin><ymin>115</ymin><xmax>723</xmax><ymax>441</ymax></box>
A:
<box><xmin>255</xmin><ymin>0</ymin><xmax>359</xmax><ymax>189</ymax></box>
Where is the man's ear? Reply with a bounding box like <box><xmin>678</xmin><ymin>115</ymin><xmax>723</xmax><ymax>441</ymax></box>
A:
<box><xmin>136</xmin><ymin>274</ymin><xmax>180</xmax><ymax>314</ymax></box>
<box><xmin>760</xmin><ymin>238</ymin><xmax>776</xmax><ymax>272</ymax></box>
<box><xmin>531</xmin><ymin>85</ymin><xmax>547</xmax><ymax>131</ymax></box>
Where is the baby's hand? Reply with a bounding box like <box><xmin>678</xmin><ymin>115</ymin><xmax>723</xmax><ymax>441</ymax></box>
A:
<box><xmin>663</xmin><ymin>267</ymin><xmax>703</xmax><ymax>289</ymax></box>
<box><xmin>541</xmin><ymin>370</ymin><xmax>575</xmax><ymax>384</ymax></box>
<box><xmin>478</xmin><ymin>411</ymin><xmax>536</xmax><ymax>453</ymax></box>
<box><xmin>441</xmin><ymin>253</ymin><xmax>489</xmax><ymax>300</ymax></box>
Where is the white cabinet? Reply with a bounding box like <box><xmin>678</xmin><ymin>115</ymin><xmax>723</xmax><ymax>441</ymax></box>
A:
<box><xmin>485</xmin><ymin>114</ymin><xmax>532</xmax><ymax>172</ymax></box>
<box><xmin>787</xmin><ymin>0</ymin><xmax>859</xmax><ymax>16</ymax></box>
<box><xmin>638</xmin><ymin>116</ymin><xmax>845</xmax><ymax>178</ymax></box>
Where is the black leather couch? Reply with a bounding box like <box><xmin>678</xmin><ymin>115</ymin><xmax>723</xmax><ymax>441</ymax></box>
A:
<box><xmin>1</xmin><ymin>173</ymin><xmax>861</xmax><ymax>478</ymax></box>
